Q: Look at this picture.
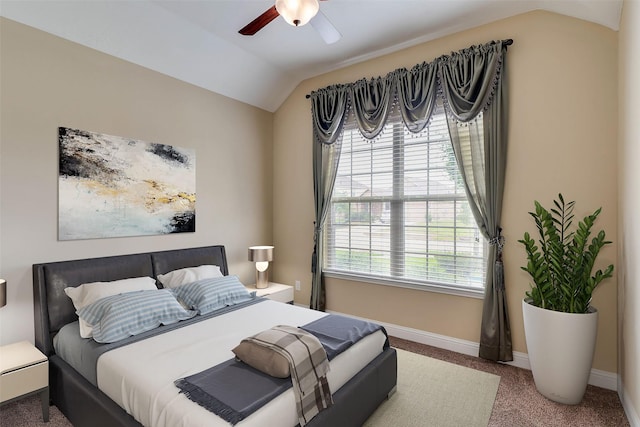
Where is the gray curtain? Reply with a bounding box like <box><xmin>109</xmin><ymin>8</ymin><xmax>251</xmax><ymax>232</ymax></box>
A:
<box><xmin>396</xmin><ymin>62</ymin><xmax>438</xmax><ymax>133</ymax></box>
<box><xmin>441</xmin><ymin>41</ymin><xmax>512</xmax><ymax>362</ymax></box>
<box><xmin>310</xmin><ymin>86</ymin><xmax>349</xmax><ymax>311</ymax></box>
<box><xmin>349</xmin><ymin>75</ymin><xmax>395</xmax><ymax>139</ymax></box>
<box><xmin>308</xmin><ymin>42</ymin><xmax>512</xmax><ymax>360</ymax></box>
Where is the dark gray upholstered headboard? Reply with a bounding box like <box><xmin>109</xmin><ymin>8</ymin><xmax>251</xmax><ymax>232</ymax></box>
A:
<box><xmin>150</xmin><ymin>246</ymin><xmax>228</xmax><ymax>276</ymax></box>
<box><xmin>33</xmin><ymin>245</ymin><xmax>228</xmax><ymax>356</ymax></box>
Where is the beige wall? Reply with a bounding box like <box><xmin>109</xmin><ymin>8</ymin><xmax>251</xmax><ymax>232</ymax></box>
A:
<box><xmin>618</xmin><ymin>0</ymin><xmax>640</xmax><ymax>423</ymax></box>
<box><xmin>0</xmin><ymin>18</ymin><xmax>274</xmax><ymax>345</ymax></box>
<box><xmin>273</xmin><ymin>11</ymin><xmax>619</xmax><ymax>373</ymax></box>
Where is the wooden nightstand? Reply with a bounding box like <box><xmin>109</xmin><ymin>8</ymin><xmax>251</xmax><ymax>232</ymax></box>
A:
<box><xmin>246</xmin><ymin>282</ymin><xmax>294</xmax><ymax>304</ymax></box>
<box><xmin>0</xmin><ymin>341</ymin><xmax>49</xmax><ymax>422</ymax></box>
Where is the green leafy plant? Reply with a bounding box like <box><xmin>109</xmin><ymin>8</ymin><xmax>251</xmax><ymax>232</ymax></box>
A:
<box><xmin>519</xmin><ymin>194</ymin><xmax>614</xmax><ymax>313</ymax></box>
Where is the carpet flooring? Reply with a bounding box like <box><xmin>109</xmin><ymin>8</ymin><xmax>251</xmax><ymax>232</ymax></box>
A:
<box><xmin>0</xmin><ymin>337</ymin><xmax>630</xmax><ymax>426</ymax></box>
<box><xmin>390</xmin><ymin>337</ymin><xmax>630</xmax><ymax>427</ymax></box>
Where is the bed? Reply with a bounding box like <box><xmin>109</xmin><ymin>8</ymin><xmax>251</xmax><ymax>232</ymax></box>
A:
<box><xmin>33</xmin><ymin>245</ymin><xmax>397</xmax><ymax>427</ymax></box>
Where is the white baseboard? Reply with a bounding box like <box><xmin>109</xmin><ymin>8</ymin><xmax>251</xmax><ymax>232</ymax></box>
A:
<box><xmin>586</xmin><ymin>367</ymin><xmax>618</xmax><ymax>391</ymax></box>
<box><xmin>619</xmin><ymin>377</ymin><xmax>640</xmax><ymax>427</ymax></box>
<box><xmin>327</xmin><ymin>309</ymin><xmax>618</xmax><ymax>391</ymax></box>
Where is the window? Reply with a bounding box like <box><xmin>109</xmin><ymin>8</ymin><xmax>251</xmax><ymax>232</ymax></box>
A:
<box><xmin>323</xmin><ymin>103</ymin><xmax>487</xmax><ymax>295</ymax></box>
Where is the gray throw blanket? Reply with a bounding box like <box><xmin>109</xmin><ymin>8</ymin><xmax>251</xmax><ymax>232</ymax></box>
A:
<box><xmin>175</xmin><ymin>314</ymin><xmax>387</xmax><ymax>425</ymax></box>
<box><xmin>243</xmin><ymin>325</ymin><xmax>332</xmax><ymax>426</ymax></box>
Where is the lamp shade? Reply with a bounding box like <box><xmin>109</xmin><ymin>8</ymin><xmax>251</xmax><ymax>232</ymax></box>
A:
<box><xmin>0</xmin><ymin>279</ymin><xmax>6</xmax><ymax>308</ymax></box>
<box><xmin>275</xmin><ymin>0</ymin><xmax>319</xmax><ymax>27</ymax></box>
<box><xmin>248</xmin><ymin>246</ymin><xmax>274</xmax><ymax>263</ymax></box>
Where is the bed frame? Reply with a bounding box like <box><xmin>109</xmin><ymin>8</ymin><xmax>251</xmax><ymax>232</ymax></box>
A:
<box><xmin>33</xmin><ymin>245</ymin><xmax>397</xmax><ymax>427</ymax></box>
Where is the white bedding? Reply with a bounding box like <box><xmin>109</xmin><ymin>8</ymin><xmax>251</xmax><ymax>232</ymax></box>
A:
<box><xmin>97</xmin><ymin>300</ymin><xmax>387</xmax><ymax>427</ymax></box>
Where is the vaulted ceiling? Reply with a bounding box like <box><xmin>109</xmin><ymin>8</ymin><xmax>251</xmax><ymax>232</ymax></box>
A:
<box><xmin>1</xmin><ymin>0</ymin><xmax>623</xmax><ymax>112</ymax></box>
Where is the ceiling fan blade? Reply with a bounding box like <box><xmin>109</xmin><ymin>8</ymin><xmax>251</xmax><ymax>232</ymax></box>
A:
<box><xmin>239</xmin><ymin>6</ymin><xmax>279</xmax><ymax>36</ymax></box>
<box><xmin>310</xmin><ymin>10</ymin><xmax>341</xmax><ymax>44</ymax></box>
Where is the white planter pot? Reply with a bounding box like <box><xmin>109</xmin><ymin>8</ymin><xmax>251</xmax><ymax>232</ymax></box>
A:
<box><xmin>522</xmin><ymin>299</ymin><xmax>598</xmax><ymax>405</ymax></box>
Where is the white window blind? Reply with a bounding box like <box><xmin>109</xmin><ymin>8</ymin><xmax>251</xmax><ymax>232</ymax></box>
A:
<box><xmin>323</xmin><ymin>104</ymin><xmax>487</xmax><ymax>291</ymax></box>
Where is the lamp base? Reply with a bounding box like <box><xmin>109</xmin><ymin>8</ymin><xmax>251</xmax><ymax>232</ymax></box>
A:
<box><xmin>255</xmin><ymin>270</ymin><xmax>269</xmax><ymax>289</ymax></box>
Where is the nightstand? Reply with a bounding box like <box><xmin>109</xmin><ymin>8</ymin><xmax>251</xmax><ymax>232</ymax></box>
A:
<box><xmin>246</xmin><ymin>282</ymin><xmax>294</xmax><ymax>304</ymax></box>
<box><xmin>0</xmin><ymin>341</ymin><xmax>49</xmax><ymax>422</ymax></box>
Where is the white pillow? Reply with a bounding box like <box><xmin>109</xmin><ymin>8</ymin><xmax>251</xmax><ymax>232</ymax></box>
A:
<box><xmin>157</xmin><ymin>265</ymin><xmax>223</xmax><ymax>289</ymax></box>
<box><xmin>64</xmin><ymin>276</ymin><xmax>157</xmax><ymax>338</ymax></box>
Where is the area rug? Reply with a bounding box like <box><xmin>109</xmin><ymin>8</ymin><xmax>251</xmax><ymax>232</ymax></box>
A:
<box><xmin>364</xmin><ymin>348</ymin><xmax>500</xmax><ymax>427</ymax></box>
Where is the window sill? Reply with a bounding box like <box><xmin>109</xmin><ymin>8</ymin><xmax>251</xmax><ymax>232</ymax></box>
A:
<box><xmin>322</xmin><ymin>270</ymin><xmax>485</xmax><ymax>300</ymax></box>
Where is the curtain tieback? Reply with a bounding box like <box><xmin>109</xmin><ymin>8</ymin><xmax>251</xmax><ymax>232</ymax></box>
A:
<box><xmin>313</xmin><ymin>222</ymin><xmax>322</xmax><ymax>243</ymax></box>
<box><xmin>311</xmin><ymin>222</ymin><xmax>322</xmax><ymax>274</ymax></box>
<box><xmin>489</xmin><ymin>228</ymin><xmax>505</xmax><ymax>290</ymax></box>
<box><xmin>488</xmin><ymin>227</ymin><xmax>505</xmax><ymax>260</ymax></box>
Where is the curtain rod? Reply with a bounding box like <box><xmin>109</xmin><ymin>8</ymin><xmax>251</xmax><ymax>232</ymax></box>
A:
<box><xmin>305</xmin><ymin>39</ymin><xmax>513</xmax><ymax>99</ymax></box>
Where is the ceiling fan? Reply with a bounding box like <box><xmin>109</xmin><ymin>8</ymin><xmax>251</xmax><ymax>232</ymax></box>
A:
<box><xmin>239</xmin><ymin>0</ymin><xmax>341</xmax><ymax>44</ymax></box>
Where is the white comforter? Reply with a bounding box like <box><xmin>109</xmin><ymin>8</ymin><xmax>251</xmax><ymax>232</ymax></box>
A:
<box><xmin>97</xmin><ymin>300</ymin><xmax>386</xmax><ymax>427</ymax></box>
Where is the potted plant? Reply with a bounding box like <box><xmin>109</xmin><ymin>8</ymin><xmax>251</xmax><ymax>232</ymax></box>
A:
<box><xmin>519</xmin><ymin>194</ymin><xmax>614</xmax><ymax>404</ymax></box>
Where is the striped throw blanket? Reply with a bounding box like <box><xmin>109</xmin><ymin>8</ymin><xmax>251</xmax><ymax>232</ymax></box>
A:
<box><xmin>242</xmin><ymin>325</ymin><xmax>333</xmax><ymax>426</ymax></box>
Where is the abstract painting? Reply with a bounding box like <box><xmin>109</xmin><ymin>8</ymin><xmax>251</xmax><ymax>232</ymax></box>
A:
<box><xmin>58</xmin><ymin>127</ymin><xmax>196</xmax><ymax>240</ymax></box>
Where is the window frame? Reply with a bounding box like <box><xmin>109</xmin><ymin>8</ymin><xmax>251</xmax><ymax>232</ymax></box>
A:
<box><xmin>322</xmin><ymin>109</ymin><xmax>487</xmax><ymax>299</ymax></box>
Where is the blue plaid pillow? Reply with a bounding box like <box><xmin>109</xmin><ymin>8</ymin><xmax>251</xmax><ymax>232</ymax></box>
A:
<box><xmin>171</xmin><ymin>275</ymin><xmax>255</xmax><ymax>315</ymax></box>
<box><xmin>77</xmin><ymin>289</ymin><xmax>196</xmax><ymax>343</ymax></box>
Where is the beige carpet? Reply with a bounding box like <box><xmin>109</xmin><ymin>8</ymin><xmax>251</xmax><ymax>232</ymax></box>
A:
<box><xmin>365</xmin><ymin>348</ymin><xmax>500</xmax><ymax>427</ymax></box>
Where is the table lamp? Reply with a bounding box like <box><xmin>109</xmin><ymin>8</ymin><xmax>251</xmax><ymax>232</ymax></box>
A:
<box><xmin>248</xmin><ymin>246</ymin><xmax>274</xmax><ymax>289</ymax></box>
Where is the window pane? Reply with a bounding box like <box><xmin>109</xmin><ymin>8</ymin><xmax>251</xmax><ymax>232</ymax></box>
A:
<box><xmin>405</xmin><ymin>226</ymin><xmax>426</xmax><ymax>252</ymax></box>
<box><xmin>372</xmin><ymin>173</ymin><xmax>393</xmax><ymax>197</ymax></box>
<box><xmin>405</xmin><ymin>253</ymin><xmax>427</xmax><ymax>279</ymax></box>
<box><xmin>371</xmin><ymin>226</ymin><xmax>390</xmax><ymax>251</ymax></box>
<box><xmin>352</xmin><ymin>149</ymin><xmax>371</xmax><ymax>175</ymax></box>
<box><xmin>332</xmin><ymin>176</ymin><xmax>348</xmax><ymax>197</ymax></box>
<box><xmin>405</xmin><ymin>143</ymin><xmax>428</xmax><ymax>170</ymax></box>
<box><xmin>405</xmin><ymin>201</ymin><xmax>426</xmax><ymax>226</ymax></box>
<box><xmin>350</xmin><ymin>249</ymin><xmax>371</xmax><ymax>271</ymax></box>
<box><xmin>331</xmin><ymin>202</ymin><xmax>349</xmax><ymax>224</ymax></box>
<box><xmin>371</xmin><ymin>251</ymin><xmax>391</xmax><ymax>276</ymax></box>
<box><xmin>332</xmin><ymin>224</ymin><xmax>350</xmax><ymax>247</ymax></box>
<box><xmin>372</xmin><ymin>145</ymin><xmax>393</xmax><ymax>172</ymax></box>
<box><xmin>429</xmin><ymin>168</ymin><xmax>456</xmax><ymax>194</ymax></box>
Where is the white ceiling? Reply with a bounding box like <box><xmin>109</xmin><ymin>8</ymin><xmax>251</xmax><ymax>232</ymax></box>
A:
<box><xmin>0</xmin><ymin>0</ymin><xmax>623</xmax><ymax>112</ymax></box>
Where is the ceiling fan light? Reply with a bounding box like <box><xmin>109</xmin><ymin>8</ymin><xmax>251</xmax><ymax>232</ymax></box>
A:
<box><xmin>275</xmin><ymin>0</ymin><xmax>320</xmax><ymax>27</ymax></box>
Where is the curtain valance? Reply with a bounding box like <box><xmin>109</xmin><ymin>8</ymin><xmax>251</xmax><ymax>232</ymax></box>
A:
<box><xmin>310</xmin><ymin>85</ymin><xmax>350</xmax><ymax>145</ymax></box>
<box><xmin>309</xmin><ymin>39</ymin><xmax>512</xmax><ymax>143</ymax></box>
